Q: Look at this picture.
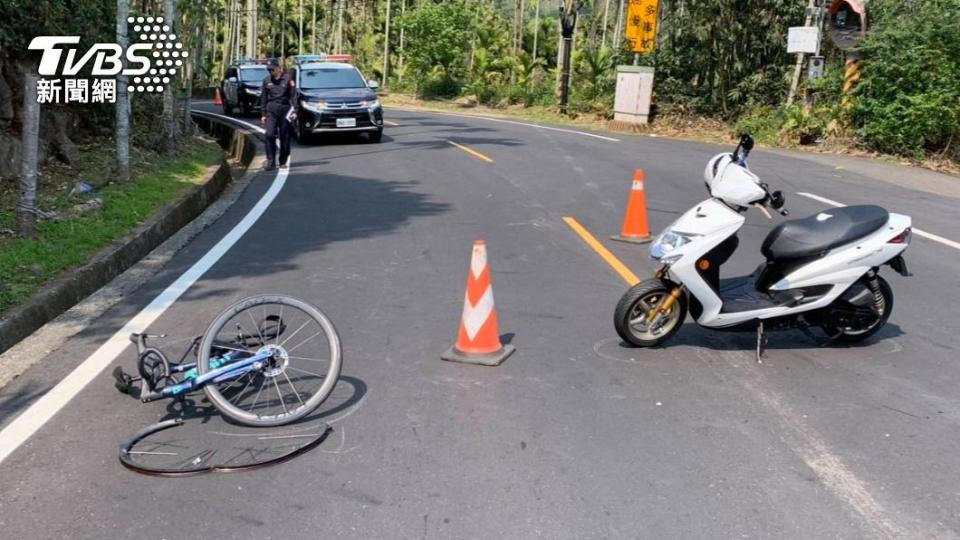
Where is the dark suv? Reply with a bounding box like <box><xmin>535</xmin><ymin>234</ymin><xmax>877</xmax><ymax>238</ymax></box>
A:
<box><xmin>291</xmin><ymin>57</ymin><xmax>384</xmax><ymax>143</ymax></box>
<box><xmin>220</xmin><ymin>60</ymin><xmax>269</xmax><ymax>116</ymax></box>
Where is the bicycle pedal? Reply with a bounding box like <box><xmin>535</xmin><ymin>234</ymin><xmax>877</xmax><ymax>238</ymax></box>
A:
<box><xmin>113</xmin><ymin>366</ymin><xmax>135</xmax><ymax>394</ymax></box>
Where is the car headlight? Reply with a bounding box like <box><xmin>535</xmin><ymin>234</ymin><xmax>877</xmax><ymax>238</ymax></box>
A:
<box><xmin>362</xmin><ymin>98</ymin><xmax>380</xmax><ymax>109</ymax></box>
<box><xmin>244</xmin><ymin>87</ymin><xmax>261</xmax><ymax>95</ymax></box>
<box><xmin>302</xmin><ymin>100</ymin><xmax>328</xmax><ymax>113</ymax></box>
<box><xmin>650</xmin><ymin>230</ymin><xmax>695</xmax><ymax>260</ymax></box>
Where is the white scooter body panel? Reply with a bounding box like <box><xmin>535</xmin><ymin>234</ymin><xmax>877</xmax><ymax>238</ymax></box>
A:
<box><xmin>773</xmin><ymin>213</ymin><xmax>911</xmax><ymax>291</ymax></box>
<box><xmin>659</xmin><ymin>202</ymin><xmax>911</xmax><ymax>329</ymax></box>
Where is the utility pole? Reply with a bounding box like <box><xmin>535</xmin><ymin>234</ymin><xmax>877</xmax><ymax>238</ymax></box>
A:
<box><xmin>558</xmin><ymin>0</ymin><xmax>580</xmax><ymax>114</ymax></box>
<box><xmin>312</xmin><ymin>0</ymin><xmax>317</xmax><ymax>52</ymax></box>
<box><xmin>336</xmin><ymin>0</ymin><xmax>345</xmax><ymax>54</ymax></box>
<box><xmin>601</xmin><ymin>0</ymin><xmax>610</xmax><ymax>48</ymax></box>
<box><xmin>383</xmin><ymin>0</ymin><xmax>392</xmax><ymax>86</ymax></box>
<box><xmin>613</xmin><ymin>0</ymin><xmax>624</xmax><ymax>49</ymax></box>
<box><xmin>246</xmin><ymin>0</ymin><xmax>256</xmax><ymax>58</ymax></box>
<box><xmin>116</xmin><ymin>0</ymin><xmax>130</xmax><ymax>183</ymax></box>
<box><xmin>787</xmin><ymin>0</ymin><xmax>817</xmax><ymax>107</ymax></box>
<box><xmin>398</xmin><ymin>0</ymin><xmax>405</xmax><ymax>82</ymax></box>
<box><xmin>299</xmin><ymin>0</ymin><xmax>304</xmax><ymax>54</ymax></box>
<box><xmin>18</xmin><ymin>71</ymin><xmax>39</xmax><ymax>236</ymax></box>
<box><xmin>532</xmin><ymin>0</ymin><xmax>541</xmax><ymax>61</ymax></box>
<box><xmin>224</xmin><ymin>0</ymin><xmax>234</xmax><ymax>68</ymax></box>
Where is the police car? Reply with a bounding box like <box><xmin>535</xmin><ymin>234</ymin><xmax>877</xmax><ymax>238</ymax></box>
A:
<box><xmin>291</xmin><ymin>54</ymin><xmax>384</xmax><ymax>143</ymax></box>
<box><xmin>220</xmin><ymin>59</ymin><xmax>269</xmax><ymax>116</ymax></box>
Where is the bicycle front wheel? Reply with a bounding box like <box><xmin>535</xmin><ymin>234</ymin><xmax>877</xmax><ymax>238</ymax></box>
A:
<box><xmin>197</xmin><ymin>295</ymin><xmax>342</xmax><ymax>427</ymax></box>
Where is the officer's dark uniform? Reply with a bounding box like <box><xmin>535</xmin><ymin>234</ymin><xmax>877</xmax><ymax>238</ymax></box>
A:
<box><xmin>259</xmin><ymin>60</ymin><xmax>297</xmax><ymax>169</ymax></box>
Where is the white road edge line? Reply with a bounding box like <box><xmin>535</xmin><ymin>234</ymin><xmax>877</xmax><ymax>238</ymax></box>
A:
<box><xmin>797</xmin><ymin>191</ymin><xmax>960</xmax><ymax>251</ymax></box>
<box><xmin>386</xmin><ymin>106</ymin><xmax>621</xmax><ymax>142</ymax></box>
<box><xmin>0</xmin><ymin>110</ymin><xmax>283</xmax><ymax>466</ymax></box>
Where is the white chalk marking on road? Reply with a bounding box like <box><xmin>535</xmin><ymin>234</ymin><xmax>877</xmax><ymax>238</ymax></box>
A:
<box><xmin>797</xmin><ymin>191</ymin><xmax>960</xmax><ymax>251</ymax></box>
<box><xmin>386</xmin><ymin>107</ymin><xmax>621</xmax><ymax>142</ymax></box>
<box><xmin>0</xmin><ymin>112</ymin><xmax>286</xmax><ymax>466</ymax></box>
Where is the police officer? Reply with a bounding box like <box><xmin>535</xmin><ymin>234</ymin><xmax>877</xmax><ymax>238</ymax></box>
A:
<box><xmin>259</xmin><ymin>58</ymin><xmax>297</xmax><ymax>171</ymax></box>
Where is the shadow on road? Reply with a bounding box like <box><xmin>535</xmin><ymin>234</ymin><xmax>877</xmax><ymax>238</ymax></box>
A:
<box><xmin>616</xmin><ymin>322</ymin><xmax>906</xmax><ymax>354</ymax></box>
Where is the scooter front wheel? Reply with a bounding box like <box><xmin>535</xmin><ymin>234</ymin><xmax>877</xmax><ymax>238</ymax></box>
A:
<box><xmin>614</xmin><ymin>280</ymin><xmax>687</xmax><ymax>347</ymax></box>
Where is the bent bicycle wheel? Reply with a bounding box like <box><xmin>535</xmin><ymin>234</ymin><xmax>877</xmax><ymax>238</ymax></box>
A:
<box><xmin>197</xmin><ymin>295</ymin><xmax>342</xmax><ymax>427</ymax></box>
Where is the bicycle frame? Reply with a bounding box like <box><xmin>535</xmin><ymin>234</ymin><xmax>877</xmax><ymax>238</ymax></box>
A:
<box><xmin>139</xmin><ymin>349</ymin><xmax>271</xmax><ymax>403</ymax></box>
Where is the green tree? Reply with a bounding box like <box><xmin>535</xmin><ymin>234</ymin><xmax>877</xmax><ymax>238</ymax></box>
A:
<box><xmin>400</xmin><ymin>1</ymin><xmax>472</xmax><ymax>95</ymax></box>
<box><xmin>853</xmin><ymin>0</ymin><xmax>960</xmax><ymax>159</ymax></box>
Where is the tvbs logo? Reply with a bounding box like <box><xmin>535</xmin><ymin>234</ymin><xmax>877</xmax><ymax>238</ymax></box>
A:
<box><xmin>27</xmin><ymin>16</ymin><xmax>187</xmax><ymax>104</ymax></box>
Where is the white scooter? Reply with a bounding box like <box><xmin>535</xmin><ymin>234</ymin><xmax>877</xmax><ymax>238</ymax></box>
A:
<box><xmin>614</xmin><ymin>135</ymin><xmax>912</xmax><ymax>360</ymax></box>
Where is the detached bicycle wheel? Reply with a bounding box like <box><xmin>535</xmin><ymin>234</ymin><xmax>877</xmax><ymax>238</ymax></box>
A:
<box><xmin>197</xmin><ymin>295</ymin><xmax>342</xmax><ymax>427</ymax></box>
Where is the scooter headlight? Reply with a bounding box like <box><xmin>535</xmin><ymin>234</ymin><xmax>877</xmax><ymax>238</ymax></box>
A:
<box><xmin>650</xmin><ymin>230</ymin><xmax>695</xmax><ymax>261</ymax></box>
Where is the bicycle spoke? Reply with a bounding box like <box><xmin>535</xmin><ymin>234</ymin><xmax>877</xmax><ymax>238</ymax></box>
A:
<box><xmin>278</xmin><ymin>318</ymin><xmax>312</xmax><ymax>348</ymax></box>
<box><xmin>210</xmin><ymin>344</ymin><xmax>252</xmax><ymax>355</ymax></box>
<box><xmin>247</xmin><ymin>310</ymin><xmax>265</xmax><ymax>345</ymax></box>
<box><xmin>286</xmin><ymin>365</ymin><xmax>327</xmax><ymax>379</ymax></box>
<box><xmin>281</xmin><ymin>372</ymin><xmax>305</xmax><ymax>406</ymax></box>
<box><xmin>276</xmin><ymin>305</ymin><xmax>283</xmax><ymax>345</ymax></box>
<box><xmin>286</xmin><ymin>330</ymin><xmax>322</xmax><ymax>354</ymax></box>
<box><xmin>272</xmin><ymin>377</ymin><xmax>289</xmax><ymax>414</ymax></box>
<box><xmin>288</xmin><ymin>355</ymin><xmax>330</xmax><ymax>363</ymax></box>
<box><xmin>230</xmin><ymin>374</ymin><xmax>256</xmax><ymax>405</ymax></box>
<box><xmin>249</xmin><ymin>379</ymin><xmax>266</xmax><ymax>413</ymax></box>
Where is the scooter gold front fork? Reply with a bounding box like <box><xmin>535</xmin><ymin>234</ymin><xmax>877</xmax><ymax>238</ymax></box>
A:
<box><xmin>647</xmin><ymin>286</ymin><xmax>684</xmax><ymax>325</ymax></box>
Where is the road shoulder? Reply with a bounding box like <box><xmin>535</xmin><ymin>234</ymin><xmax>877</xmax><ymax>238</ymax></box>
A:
<box><xmin>0</xmin><ymin>120</ymin><xmax>264</xmax><ymax>389</ymax></box>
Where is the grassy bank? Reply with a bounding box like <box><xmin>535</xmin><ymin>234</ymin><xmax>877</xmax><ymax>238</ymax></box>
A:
<box><xmin>0</xmin><ymin>138</ymin><xmax>221</xmax><ymax>314</ymax></box>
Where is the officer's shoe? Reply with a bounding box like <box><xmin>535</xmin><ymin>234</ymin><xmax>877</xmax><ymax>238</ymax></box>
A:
<box><xmin>262</xmin><ymin>162</ymin><xmax>276</xmax><ymax>172</ymax></box>
<box><xmin>279</xmin><ymin>161</ymin><xmax>290</xmax><ymax>170</ymax></box>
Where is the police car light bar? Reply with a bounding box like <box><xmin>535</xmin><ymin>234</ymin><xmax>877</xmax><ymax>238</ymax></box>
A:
<box><xmin>292</xmin><ymin>53</ymin><xmax>354</xmax><ymax>64</ymax></box>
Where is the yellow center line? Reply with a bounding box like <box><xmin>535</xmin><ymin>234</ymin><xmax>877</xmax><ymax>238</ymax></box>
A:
<box><xmin>563</xmin><ymin>217</ymin><xmax>640</xmax><ymax>286</ymax></box>
<box><xmin>448</xmin><ymin>140</ymin><xmax>494</xmax><ymax>163</ymax></box>
<box><xmin>384</xmin><ymin>120</ymin><xmax>400</xmax><ymax>127</ymax></box>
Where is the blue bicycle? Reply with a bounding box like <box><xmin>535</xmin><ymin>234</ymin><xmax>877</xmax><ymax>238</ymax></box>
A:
<box><xmin>114</xmin><ymin>295</ymin><xmax>342</xmax><ymax>427</ymax></box>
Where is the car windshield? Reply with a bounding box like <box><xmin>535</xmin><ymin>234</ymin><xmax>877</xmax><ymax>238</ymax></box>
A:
<box><xmin>300</xmin><ymin>67</ymin><xmax>366</xmax><ymax>90</ymax></box>
<box><xmin>241</xmin><ymin>67</ymin><xmax>268</xmax><ymax>82</ymax></box>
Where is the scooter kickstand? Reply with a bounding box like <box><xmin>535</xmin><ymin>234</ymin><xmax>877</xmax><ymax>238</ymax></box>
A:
<box><xmin>755</xmin><ymin>322</ymin><xmax>767</xmax><ymax>364</ymax></box>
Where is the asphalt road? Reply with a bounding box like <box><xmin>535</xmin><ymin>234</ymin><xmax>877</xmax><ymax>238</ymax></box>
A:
<box><xmin>1</xmin><ymin>104</ymin><xmax>959</xmax><ymax>539</ymax></box>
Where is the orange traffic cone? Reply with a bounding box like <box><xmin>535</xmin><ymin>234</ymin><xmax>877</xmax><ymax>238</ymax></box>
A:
<box><xmin>214</xmin><ymin>87</ymin><xmax>223</xmax><ymax>106</ymax></box>
<box><xmin>442</xmin><ymin>240</ymin><xmax>515</xmax><ymax>366</ymax></box>
<box><xmin>611</xmin><ymin>168</ymin><xmax>652</xmax><ymax>244</ymax></box>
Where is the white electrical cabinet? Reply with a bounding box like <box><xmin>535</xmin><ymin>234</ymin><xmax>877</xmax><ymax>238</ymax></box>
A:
<box><xmin>614</xmin><ymin>66</ymin><xmax>655</xmax><ymax>125</ymax></box>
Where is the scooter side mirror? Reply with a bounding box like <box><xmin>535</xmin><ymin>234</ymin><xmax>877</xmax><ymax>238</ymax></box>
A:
<box><xmin>770</xmin><ymin>190</ymin><xmax>785</xmax><ymax>210</ymax></box>
<box><xmin>734</xmin><ymin>134</ymin><xmax>755</xmax><ymax>163</ymax></box>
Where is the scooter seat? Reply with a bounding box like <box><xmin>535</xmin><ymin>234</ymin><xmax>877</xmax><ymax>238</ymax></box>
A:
<box><xmin>761</xmin><ymin>205</ymin><xmax>889</xmax><ymax>260</ymax></box>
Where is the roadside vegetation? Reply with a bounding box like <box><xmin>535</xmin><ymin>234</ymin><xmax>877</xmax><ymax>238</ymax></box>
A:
<box><xmin>0</xmin><ymin>139</ymin><xmax>220</xmax><ymax>314</ymax></box>
<box><xmin>382</xmin><ymin>0</ymin><xmax>959</xmax><ymax>170</ymax></box>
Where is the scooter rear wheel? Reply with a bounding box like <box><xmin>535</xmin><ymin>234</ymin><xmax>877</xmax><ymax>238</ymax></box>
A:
<box><xmin>822</xmin><ymin>275</ymin><xmax>893</xmax><ymax>343</ymax></box>
<box><xmin>615</xmin><ymin>280</ymin><xmax>687</xmax><ymax>347</ymax></box>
